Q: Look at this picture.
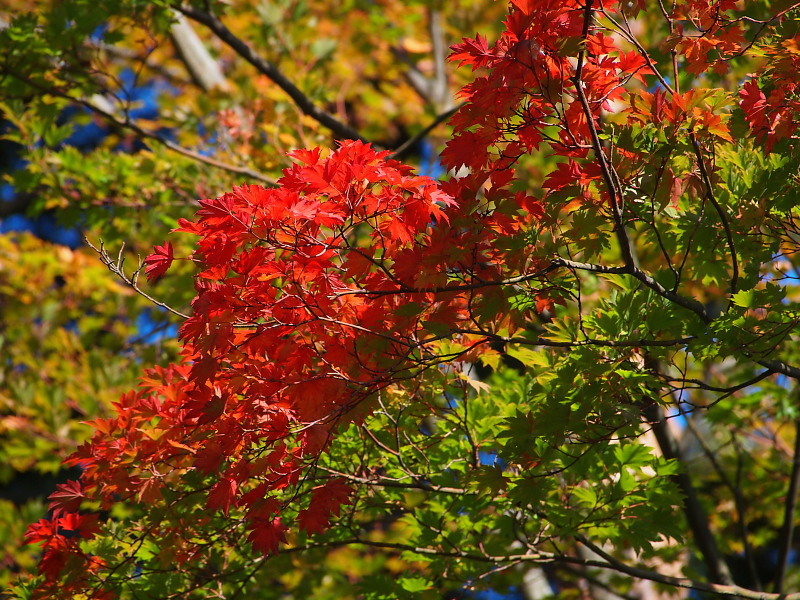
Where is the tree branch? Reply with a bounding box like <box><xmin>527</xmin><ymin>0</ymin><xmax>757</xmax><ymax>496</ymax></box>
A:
<box><xmin>270</xmin><ymin>535</ymin><xmax>800</xmax><ymax>600</ymax></box>
<box><xmin>429</xmin><ymin>9</ymin><xmax>451</xmax><ymax>112</ymax></box>
<box><xmin>332</xmin><ymin>257</ymin><xmax>628</xmax><ymax>298</ymax></box>
<box><xmin>86</xmin><ymin>238</ymin><xmax>190</xmax><ymax>320</ymax></box>
<box><xmin>389</xmin><ymin>103</ymin><xmax>462</xmax><ymax>161</ymax></box>
<box><xmin>330</xmin><ymin>252</ymin><xmax>800</xmax><ymax>382</ymax></box>
<box><xmin>664</xmin><ymin>370</ymin><xmax>773</xmax><ymax>395</ymax></box>
<box><xmin>316</xmin><ymin>467</ymin><xmax>471</xmax><ymax>496</ymax></box>
<box><xmin>168</xmin><ymin>9</ymin><xmax>230</xmax><ymax>93</ymax></box>
<box><xmin>571</xmin><ymin>0</ymin><xmax>639</xmax><ymax>271</ymax></box>
<box><xmin>642</xmin><ymin>400</ymin><xmax>735</xmax><ymax>585</ymax></box>
<box><xmin>575</xmin><ymin>537</ymin><xmax>791</xmax><ymax>600</ymax></box>
<box><xmin>175</xmin><ymin>4</ymin><xmax>368</xmax><ymax>143</ymax></box>
<box><xmin>3</xmin><ymin>68</ymin><xmax>276</xmax><ymax>185</ymax></box>
<box><xmin>80</xmin><ymin>95</ymin><xmax>276</xmax><ymax>185</ymax></box>
<box><xmin>774</xmin><ymin>413</ymin><xmax>800</xmax><ymax>593</ymax></box>
<box><xmin>689</xmin><ymin>132</ymin><xmax>739</xmax><ymax>295</ymax></box>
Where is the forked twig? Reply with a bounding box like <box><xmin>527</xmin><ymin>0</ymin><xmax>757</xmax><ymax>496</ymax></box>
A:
<box><xmin>86</xmin><ymin>238</ymin><xmax>190</xmax><ymax>320</ymax></box>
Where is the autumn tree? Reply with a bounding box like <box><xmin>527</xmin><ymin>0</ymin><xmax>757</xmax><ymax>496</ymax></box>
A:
<box><xmin>3</xmin><ymin>0</ymin><xmax>800</xmax><ymax>599</ymax></box>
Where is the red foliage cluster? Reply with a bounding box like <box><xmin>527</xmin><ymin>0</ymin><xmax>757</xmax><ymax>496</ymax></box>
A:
<box><xmin>31</xmin><ymin>134</ymin><xmax>542</xmax><ymax>595</ymax></box>
<box><xmin>740</xmin><ymin>36</ymin><xmax>800</xmax><ymax>150</ymax></box>
<box><xmin>26</xmin><ymin>511</ymin><xmax>101</xmax><ymax>581</ymax></box>
<box><xmin>443</xmin><ymin>0</ymin><xmax>655</xmax><ymax>205</ymax></box>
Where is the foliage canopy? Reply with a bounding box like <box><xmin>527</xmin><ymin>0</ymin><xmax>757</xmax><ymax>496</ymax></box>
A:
<box><xmin>2</xmin><ymin>0</ymin><xmax>800</xmax><ymax>599</ymax></box>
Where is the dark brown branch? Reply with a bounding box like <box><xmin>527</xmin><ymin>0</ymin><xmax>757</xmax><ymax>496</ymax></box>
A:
<box><xmin>664</xmin><ymin>369</ymin><xmax>773</xmax><ymax>395</ymax></box>
<box><xmin>689</xmin><ymin>132</ymin><xmax>739</xmax><ymax>295</ymax></box>
<box><xmin>575</xmin><ymin>537</ymin><xmax>790</xmax><ymax>600</ymax></box>
<box><xmin>332</xmin><ymin>258</ymin><xmax>625</xmax><ymax>298</ymax></box>
<box><xmin>336</xmin><ymin>253</ymin><xmax>710</xmax><ymax>323</ymax></box>
<box><xmin>317</xmin><ymin>467</ymin><xmax>471</xmax><ymax>496</ymax></box>
<box><xmin>604</xmin><ymin>8</ymin><xmax>674</xmax><ymax>94</ymax></box>
<box><xmin>758</xmin><ymin>359</ymin><xmax>800</xmax><ymax>381</ymax></box>
<box><xmin>725</xmin><ymin>3</ymin><xmax>800</xmax><ymax>62</ymax></box>
<box><xmin>571</xmin><ymin>0</ymin><xmax>639</xmax><ymax>271</ymax></box>
<box><xmin>175</xmin><ymin>4</ymin><xmax>368</xmax><ymax>143</ymax></box>
<box><xmin>89</xmin><ymin>42</ymin><xmax>187</xmax><ymax>86</ymax></box>
<box><xmin>496</xmin><ymin>333</ymin><xmax>695</xmax><ymax>348</ymax></box>
<box><xmin>774</xmin><ymin>414</ymin><xmax>800</xmax><ymax>593</ymax></box>
<box><xmin>642</xmin><ymin>399</ymin><xmax>734</xmax><ymax>585</ymax></box>
<box><xmin>270</xmin><ymin>535</ymin><xmax>800</xmax><ymax>600</ymax></box>
<box><xmin>330</xmin><ymin>252</ymin><xmax>800</xmax><ymax>381</ymax></box>
<box><xmin>446</xmin><ymin>326</ymin><xmax>694</xmax><ymax>349</ymax></box>
<box><xmin>389</xmin><ymin>103</ymin><xmax>463</xmax><ymax>161</ymax></box>
<box><xmin>625</xmin><ymin>265</ymin><xmax>710</xmax><ymax>319</ymax></box>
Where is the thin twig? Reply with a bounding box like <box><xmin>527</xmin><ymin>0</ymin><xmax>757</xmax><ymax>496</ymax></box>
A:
<box><xmin>316</xmin><ymin>466</ymin><xmax>471</xmax><ymax>496</ymax></box>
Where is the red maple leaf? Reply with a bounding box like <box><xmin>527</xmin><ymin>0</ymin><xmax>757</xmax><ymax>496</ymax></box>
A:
<box><xmin>59</xmin><ymin>512</ymin><xmax>101</xmax><ymax>539</ymax></box>
<box><xmin>543</xmin><ymin>161</ymin><xmax>583</xmax><ymax>190</ymax></box>
<box><xmin>739</xmin><ymin>79</ymin><xmax>767</xmax><ymax>132</ymax></box>
<box><xmin>320</xmin><ymin>479</ymin><xmax>353</xmax><ymax>514</ymax></box>
<box><xmin>297</xmin><ymin>479</ymin><xmax>352</xmax><ymax>535</ymax></box>
<box><xmin>449</xmin><ymin>34</ymin><xmax>494</xmax><ymax>70</ymax></box>
<box><xmin>248</xmin><ymin>517</ymin><xmax>288</xmax><ymax>555</ymax></box>
<box><xmin>143</xmin><ymin>241</ymin><xmax>174</xmax><ymax>282</ymax></box>
<box><xmin>586</xmin><ymin>33</ymin><xmax>616</xmax><ymax>56</ymax></box>
<box><xmin>379</xmin><ymin>215</ymin><xmax>415</xmax><ymax>247</ymax></box>
<box><xmin>441</xmin><ymin>130</ymin><xmax>493</xmax><ymax>171</ymax></box>
<box><xmin>616</xmin><ymin>51</ymin><xmax>653</xmax><ymax>84</ymax></box>
<box><xmin>194</xmin><ymin>439</ymin><xmax>225</xmax><ymax>474</ymax></box>
<box><xmin>207</xmin><ymin>478</ymin><xmax>238</xmax><ymax>516</ymax></box>
<box><xmin>48</xmin><ymin>480</ymin><xmax>85</xmax><ymax>515</ymax></box>
<box><xmin>39</xmin><ymin>545</ymin><xmax>69</xmax><ymax>579</ymax></box>
<box><xmin>25</xmin><ymin>518</ymin><xmax>57</xmax><ymax>545</ymax></box>
<box><xmin>297</xmin><ymin>507</ymin><xmax>330</xmax><ymax>535</ymax></box>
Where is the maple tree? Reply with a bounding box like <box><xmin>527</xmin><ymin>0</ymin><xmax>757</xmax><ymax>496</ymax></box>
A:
<box><xmin>4</xmin><ymin>0</ymin><xmax>800</xmax><ymax>598</ymax></box>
